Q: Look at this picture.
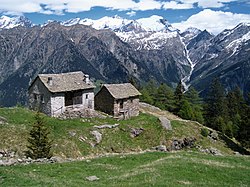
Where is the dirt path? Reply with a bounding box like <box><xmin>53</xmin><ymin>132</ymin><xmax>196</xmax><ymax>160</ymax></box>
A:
<box><xmin>139</xmin><ymin>102</ymin><xmax>203</xmax><ymax>126</ymax></box>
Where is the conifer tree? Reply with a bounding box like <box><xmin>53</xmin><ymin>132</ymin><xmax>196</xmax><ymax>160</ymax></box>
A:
<box><xmin>174</xmin><ymin>80</ymin><xmax>185</xmax><ymax>112</ymax></box>
<box><xmin>204</xmin><ymin>78</ymin><xmax>228</xmax><ymax>131</ymax></box>
<box><xmin>178</xmin><ymin>100</ymin><xmax>194</xmax><ymax>120</ymax></box>
<box><xmin>25</xmin><ymin>112</ymin><xmax>52</xmax><ymax>159</ymax></box>
<box><xmin>184</xmin><ymin>87</ymin><xmax>204</xmax><ymax>123</ymax></box>
<box><xmin>155</xmin><ymin>83</ymin><xmax>175</xmax><ymax>111</ymax></box>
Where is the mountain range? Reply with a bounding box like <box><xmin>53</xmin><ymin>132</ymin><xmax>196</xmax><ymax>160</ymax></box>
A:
<box><xmin>0</xmin><ymin>15</ymin><xmax>249</xmax><ymax>106</ymax></box>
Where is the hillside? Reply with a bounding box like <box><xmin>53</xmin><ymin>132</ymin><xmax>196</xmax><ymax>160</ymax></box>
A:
<box><xmin>0</xmin><ymin>105</ymin><xmax>250</xmax><ymax>186</ymax></box>
<box><xmin>0</xmin><ymin>104</ymin><xmax>248</xmax><ymax>162</ymax></box>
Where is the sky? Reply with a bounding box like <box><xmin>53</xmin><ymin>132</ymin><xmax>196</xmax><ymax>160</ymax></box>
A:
<box><xmin>0</xmin><ymin>0</ymin><xmax>250</xmax><ymax>34</ymax></box>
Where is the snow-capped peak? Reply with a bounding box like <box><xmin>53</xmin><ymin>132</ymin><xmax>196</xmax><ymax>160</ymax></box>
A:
<box><xmin>61</xmin><ymin>18</ymin><xmax>81</xmax><ymax>26</ymax></box>
<box><xmin>136</xmin><ymin>15</ymin><xmax>174</xmax><ymax>32</ymax></box>
<box><xmin>61</xmin><ymin>15</ymin><xmax>177</xmax><ymax>32</ymax></box>
<box><xmin>183</xmin><ymin>27</ymin><xmax>201</xmax><ymax>35</ymax></box>
<box><xmin>61</xmin><ymin>16</ymin><xmax>131</xmax><ymax>31</ymax></box>
<box><xmin>0</xmin><ymin>15</ymin><xmax>32</xmax><ymax>29</ymax></box>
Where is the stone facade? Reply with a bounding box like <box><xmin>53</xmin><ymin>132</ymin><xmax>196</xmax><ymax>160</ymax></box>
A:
<box><xmin>28</xmin><ymin>72</ymin><xmax>95</xmax><ymax>117</ymax></box>
<box><xmin>95</xmin><ymin>83</ymin><xmax>141</xmax><ymax>119</ymax></box>
<box><xmin>28</xmin><ymin>78</ymin><xmax>52</xmax><ymax>116</ymax></box>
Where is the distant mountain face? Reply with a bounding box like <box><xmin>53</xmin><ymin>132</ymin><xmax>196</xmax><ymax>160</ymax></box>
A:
<box><xmin>0</xmin><ymin>15</ymin><xmax>249</xmax><ymax>106</ymax></box>
<box><xmin>0</xmin><ymin>16</ymin><xmax>32</xmax><ymax>29</ymax></box>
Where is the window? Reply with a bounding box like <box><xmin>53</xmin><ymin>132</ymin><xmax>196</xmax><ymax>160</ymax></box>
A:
<box><xmin>120</xmin><ymin>101</ymin><xmax>123</xmax><ymax>109</ymax></box>
<box><xmin>33</xmin><ymin>93</ymin><xmax>45</xmax><ymax>103</ymax></box>
<box><xmin>40</xmin><ymin>94</ymin><xmax>45</xmax><ymax>103</ymax></box>
<box><xmin>34</xmin><ymin>94</ymin><xmax>37</xmax><ymax>101</ymax></box>
<box><xmin>86</xmin><ymin>94</ymin><xmax>88</xmax><ymax>99</ymax></box>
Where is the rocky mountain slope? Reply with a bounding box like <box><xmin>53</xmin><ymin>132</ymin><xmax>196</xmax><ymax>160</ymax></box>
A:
<box><xmin>0</xmin><ymin>15</ymin><xmax>249</xmax><ymax>106</ymax></box>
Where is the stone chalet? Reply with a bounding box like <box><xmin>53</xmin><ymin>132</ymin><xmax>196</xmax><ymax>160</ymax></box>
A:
<box><xmin>28</xmin><ymin>71</ymin><xmax>95</xmax><ymax>117</ymax></box>
<box><xmin>95</xmin><ymin>83</ymin><xmax>141</xmax><ymax>119</ymax></box>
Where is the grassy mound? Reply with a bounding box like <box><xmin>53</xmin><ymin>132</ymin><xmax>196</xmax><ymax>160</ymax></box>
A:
<box><xmin>0</xmin><ymin>106</ymin><xmax>242</xmax><ymax>158</ymax></box>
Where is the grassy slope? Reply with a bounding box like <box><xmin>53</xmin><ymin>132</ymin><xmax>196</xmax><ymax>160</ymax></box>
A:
<box><xmin>0</xmin><ymin>151</ymin><xmax>250</xmax><ymax>186</ymax></box>
<box><xmin>0</xmin><ymin>106</ymin><xmax>236</xmax><ymax>158</ymax></box>
<box><xmin>0</xmin><ymin>107</ymin><xmax>250</xmax><ymax>186</ymax></box>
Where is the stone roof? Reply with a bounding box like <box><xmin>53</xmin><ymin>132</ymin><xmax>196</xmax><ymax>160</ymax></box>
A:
<box><xmin>103</xmin><ymin>83</ymin><xmax>141</xmax><ymax>99</ymax></box>
<box><xmin>34</xmin><ymin>71</ymin><xmax>95</xmax><ymax>93</ymax></box>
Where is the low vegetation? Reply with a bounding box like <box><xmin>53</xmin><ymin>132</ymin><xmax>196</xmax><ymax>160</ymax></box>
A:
<box><xmin>1</xmin><ymin>151</ymin><xmax>250</xmax><ymax>186</ymax></box>
<box><xmin>0</xmin><ymin>104</ymin><xmax>249</xmax><ymax>186</ymax></box>
<box><xmin>0</xmin><ymin>105</ymin><xmax>247</xmax><ymax>160</ymax></box>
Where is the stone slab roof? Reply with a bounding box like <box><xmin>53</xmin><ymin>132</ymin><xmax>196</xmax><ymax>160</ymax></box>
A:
<box><xmin>103</xmin><ymin>83</ymin><xmax>141</xmax><ymax>99</ymax></box>
<box><xmin>33</xmin><ymin>71</ymin><xmax>95</xmax><ymax>93</ymax></box>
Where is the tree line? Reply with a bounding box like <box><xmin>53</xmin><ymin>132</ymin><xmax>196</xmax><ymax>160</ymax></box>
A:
<box><xmin>138</xmin><ymin>78</ymin><xmax>250</xmax><ymax>148</ymax></box>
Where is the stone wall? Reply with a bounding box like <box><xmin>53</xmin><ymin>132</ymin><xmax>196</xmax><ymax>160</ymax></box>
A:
<box><xmin>51</xmin><ymin>93</ymin><xmax>65</xmax><ymax>117</ymax></box>
<box><xmin>28</xmin><ymin>78</ymin><xmax>52</xmax><ymax>116</ymax></box>
<box><xmin>114</xmin><ymin>97</ymin><xmax>140</xmax><ymax>118</ymax></box>
<box><xmin>95</xmin><ymin>87</ymin><xmax>114</xmax><ymax>115</ymax></box>
<box><xmin>82</xmin><ymin>89</ymin><xmax>95</xmax><ymax>109</ymax></box>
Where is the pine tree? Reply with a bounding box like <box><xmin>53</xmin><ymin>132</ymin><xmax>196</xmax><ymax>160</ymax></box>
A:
<box><xmin>174</xmin><ymin>80</ymin><xmax>184</xmax><ymax>112</ymax></box>
<box><xmin>178</xmin><ymin>100</ymin><xmax>194</xmax><ymax>120</ymax></box>
<box><xmin>185</xmin><ymin>87</ymin><xmax>204</xmax><ymax>123</ymax></box>
<box><xmin>25</xmin><ymin>112</ymin><xmax>52</xmax><ymax>159</ymax></box>
<box><xmin>204</xmin><ymin>78</ymin><xmax>228</xmax><ymax>131</ymax></box>
<box><xmin>155</xmin><ymin>83</ymin><xmax>175</xmax><ymax>111</ymax></box>
<box><xmin>226</xmin><ymin>87</ymin><xmax>244</xmax><ymax>137</ymax></box>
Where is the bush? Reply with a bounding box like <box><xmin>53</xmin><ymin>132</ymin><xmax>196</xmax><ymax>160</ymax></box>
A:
<box><xmin>201</xmin><ymin>128</ymin><xmax>209</xmax><ymax>137</ymax></box>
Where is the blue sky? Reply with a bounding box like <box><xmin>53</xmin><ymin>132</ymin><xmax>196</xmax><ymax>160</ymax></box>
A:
<box><xmin>0</xmin><ymin>0</ymin><xmax>250</xmax><ymax>34</ymax></box>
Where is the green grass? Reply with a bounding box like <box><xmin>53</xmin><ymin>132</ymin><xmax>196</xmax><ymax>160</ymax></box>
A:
<box><xmin>0</xmin><ymin>151</ymin><xmax>250</xmax><ymax>186</ymax></box>
<box><xmin>1</xmin><ymin>106</ymin><xmax>245</xmax><ymax>159</ymax></box>
<box><xmin>0</xmin><ymin>107</ymin><xmax>166</xmax><ymax>158</ymax></box>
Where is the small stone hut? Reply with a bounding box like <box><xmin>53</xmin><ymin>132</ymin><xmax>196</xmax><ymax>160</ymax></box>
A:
<box><xmin>95</xmin><ymin>83</ymin><xmax>141</xmax><ymax>119</ymax></box>
<box><xmin>28</xmin><ymin>71</ymin><xmax>95</xmax><ymax>117</ymax></box>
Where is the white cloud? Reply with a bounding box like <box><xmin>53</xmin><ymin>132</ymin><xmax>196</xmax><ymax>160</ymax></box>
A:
<box><xmin>172</xmin><ymin>9</ymin><xmax>250</xmax><ymax>34</ymax></box>
<box><xmin>162</xmin><ymin>1</ymin><xmax>193</xmax><ymax>9</ymax></box>
<box><xmin>0</xmin><ymin>0</ymin><xmax>164</xmax><ymax>15</ymax></box>
<box><xmin>126</xmin><ymin>11</ymin><xmax>136</xmax><ymax>17</ymax></box>
<box><xmin>178</xmin><ymin>0</ymin><xmax>237</xmax><ymax>8</ymax></box>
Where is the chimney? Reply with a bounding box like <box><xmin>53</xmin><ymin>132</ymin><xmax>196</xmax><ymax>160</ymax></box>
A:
<box><xmin>84</xmin><ymin>74</ymin><xmax>90</xmax><ymax>84</ymax></box>
<box><xmin>47</xmin><ymin>77</ymin><xmax>53</xmax><ymax>86</ymax></box>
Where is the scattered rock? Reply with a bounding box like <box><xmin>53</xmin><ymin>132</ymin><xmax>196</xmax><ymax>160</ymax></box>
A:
<box><xmin>0</xmin><ymin>116</ymin><xmax>7</xmax><ymax>125</ymax></box>
<box><xmin>86</xmin><ymin>176</ymin><xmax>99</xmax><ymax>181</ymax></box>
<box><xmin>130</xmin><ymin>127</ymin><xmax>144</xmax><ymax>138</ymax></box>
<box><xmin>209</xmin><ymin>131</ymin><xmax>219</xmax><ymax>141</ymax></box>
<box><xmin>171</xmin><ymin>137</ymin><xmax>196</xmax><ymax>150</ymax></box>
<box><xmin>159</xmin><ymin>117</ymin><xmax>172</xmax><ymax>130</ymax></box>
<box><xmin>234</xmin><ymin>152</ymin><xmax>241</xmax><ymax>156</ymax></box>
<box><xmin>91</xmin><ymin>131</ymin><xmax>102</xmax><ymax>145</ymax></box>
<box><xmin>155</xmin><ymin>145</ymin><xmax>167</xmax><ymax>152</ymax></box>
<box><xmin>69</xmin><ymin>131</ymin><xmax>76</xmax><ymax>137</ymax></box>
<box><xmin>59</xmin><ymin>109</ymin><xmax>106</xmax><ymax>119</ymax></box>
<box><xmin>198</xmin><ymin>146</ymin><xmax>223</xmax><ymax>156</ymax></box>
<box><xmin>79</xmin><ymin>136</ymin><xmax>87</xmax><ymax>142</ymax></box>
<box><xmin>209</xmin><ymin>148</ymin><xmax>222</xmax><ymax>156</ymax></box>
<box><xmin>0</xmin><ymin>157</ymin><xmax>66</xmax><ymax>166</ymax></box>
<box><xmin>94</xmin><ymin>124</ymin><xmax>120</xmax><ymax>129</ymax></box>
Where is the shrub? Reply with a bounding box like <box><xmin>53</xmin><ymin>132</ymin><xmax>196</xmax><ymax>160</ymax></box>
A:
<box><xmin>201</xmin><ymin>128</ymin><xmax>209</xmax><ymax>137</ymax></box>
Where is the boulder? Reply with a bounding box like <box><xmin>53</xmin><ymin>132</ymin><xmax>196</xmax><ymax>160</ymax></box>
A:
<box><xmin>155</xmin><ymin>145</ymin><xmax>167</xmax><ymax>152</ymax></box>
<box><xmin>159</xmin><ymin>117</ymin><xmax>172</xmax><ymax>130</ymax></box>
<box><xmin>209</xmin><ymin>131</ymin><xmax>219</xmax><ymax>140</ymax></box>
<box><xmin>91</xmin><ymin>131</ymin><xmax>102</xmax><ymax>144</ymax></box>
<box><xmin>171</xmin><ymin>137</ymin><xmax>196</xmax><ymax>150</ymax></box>
<box><xmin>94</xmin><ymin>124</ymin><xmax>119</xmax><ymax>129</ymax></box>
<box><xmin>86</xmin><ymin>176</ymin><xmax>99</xmax><ymax>181</ymax></box>
<box><xmin>0</xmin><ymin>116</ymin><xmax>7</xmax><ymax>125</ymax></box>
<box><xmin>130</xmin><ymin>127</ymin><xmax>144</xmax><ymax>138</ymax></box>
